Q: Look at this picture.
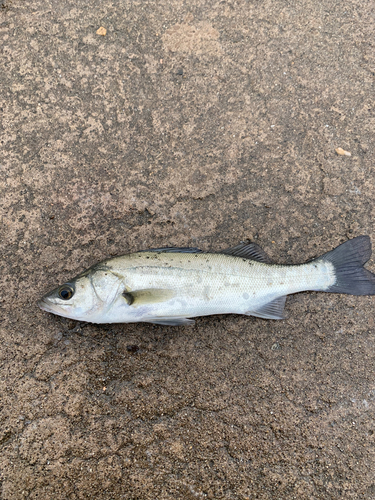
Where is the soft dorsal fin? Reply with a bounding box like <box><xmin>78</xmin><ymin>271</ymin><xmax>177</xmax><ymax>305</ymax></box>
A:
<box><xmin>221</xmin><ymin>242</ymin><xmax>273</xmax><ymax>263</ymax></box>
<box><xmin>123</xmin><ymin>288</ymin><xmax>175</xmax><ymax>306</ymax></box>
<box><xmin>140</xmin><ymin>247</ymin><xmax>203</xmax><ymax>253</ymax></box>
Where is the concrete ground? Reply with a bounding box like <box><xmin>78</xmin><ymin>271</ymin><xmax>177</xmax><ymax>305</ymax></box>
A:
<box><xmin>1</xmin><ymin>0</ymin><xmax>375</xmax><ymax>498</ymax></box>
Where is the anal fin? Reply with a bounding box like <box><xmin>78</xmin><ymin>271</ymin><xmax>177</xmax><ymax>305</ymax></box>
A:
<box><xmin>246</xmin><ymin>295</ymin><xmax>286</xmax><ymax>320</ymax></box>
<box><xmin>145</xmin><ymin>317</ymin><xmax>195</xmax><ymax>326</ymax></box>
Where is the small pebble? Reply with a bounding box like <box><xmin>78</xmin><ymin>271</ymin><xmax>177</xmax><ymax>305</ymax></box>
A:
<box><xmin>96</xmin><ymin>27</ymin><xmax>107</xmax><ymax>36</ymax></box>
<box><xmin>335</xmin><ymin>147</ymin><xmax>351</xmax><ymax>156</ymax></box>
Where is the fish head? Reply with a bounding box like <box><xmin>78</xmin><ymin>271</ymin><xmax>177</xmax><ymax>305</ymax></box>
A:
<box><xmin>38</xmin><ymin>265</ymin><xmax>123</xmax><ymax>322</ymax></box>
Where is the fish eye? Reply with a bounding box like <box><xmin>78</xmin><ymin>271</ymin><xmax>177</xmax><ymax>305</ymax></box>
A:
<box><xmin>58</xmin><ymin>285</ymin><xmax>74</xmax><ymax>300</ymax></box>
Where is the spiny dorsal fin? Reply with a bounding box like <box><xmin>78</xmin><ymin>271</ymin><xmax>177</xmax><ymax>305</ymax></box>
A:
<box><xmin>140</xmin><ymin>247</ymin><xmax>203</xmax><ymax>253</ymax></box>
<box><xmin>221</xmin><ymin>242</ymin><xmax>273</xmax><ymax>263</ymax></box>
<box><xmin>246</xmin><ymin>295</ymin><xmax>286</xmax><ymax>320</ymax></box>
<box><xmin>123</xmin><ymin>288</ymin><xmax>175</xmax><ymax>306</ymax></box>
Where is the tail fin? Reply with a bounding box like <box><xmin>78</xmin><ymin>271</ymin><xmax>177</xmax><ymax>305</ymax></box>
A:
<box><xmin>319</xmin><ymin>235</ymin><xmax>375</xmax><ymax>295</ymax></box>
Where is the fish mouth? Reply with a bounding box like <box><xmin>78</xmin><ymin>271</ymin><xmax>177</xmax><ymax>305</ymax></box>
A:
<box><xmin>38</xmin><ymin>297</ymin><xmax>55</xmax><ymax>313</ymax></box>
<box><xmin>38</xmin><ymin>297</ymin><xmax>67</xmax><ymax>316</ymax></box>
<box><xmin>38</xmin><ymin>298</ymin><xmax>72</xmax><ymax>320</ymax></box>
<box><xmin>38</xmin><ymin>297</ymin><xmax>87</xmax><ymax>321</ymax></box>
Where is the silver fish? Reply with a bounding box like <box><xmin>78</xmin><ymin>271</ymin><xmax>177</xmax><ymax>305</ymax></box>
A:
<box><xmin>38</xmin><ymin>236</ymin><xmax>375</xmax><ymax>326</ymax></box>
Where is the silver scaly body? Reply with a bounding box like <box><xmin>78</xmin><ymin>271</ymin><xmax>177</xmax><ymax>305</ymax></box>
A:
<box><xmin>38</xmin><ymin>236</ymin><xmax>375</xmax><ymax>326</ymax></box>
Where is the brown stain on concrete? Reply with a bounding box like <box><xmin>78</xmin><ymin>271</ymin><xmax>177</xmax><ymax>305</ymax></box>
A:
<box><xmin>162</xmin><ymin>22</ymin><xmax>222</xmax><ymax>55</ymax></box>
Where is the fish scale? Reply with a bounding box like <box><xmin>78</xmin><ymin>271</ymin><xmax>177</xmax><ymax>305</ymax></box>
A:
<box><xmin>38</xmin><ymin>236</ymin><xmax>375</xmax><ymax>326</ymax></box>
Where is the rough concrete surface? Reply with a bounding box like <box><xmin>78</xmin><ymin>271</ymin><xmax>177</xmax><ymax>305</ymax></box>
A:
<box><xmin>1</xmin><ymin>0</ymin><xmax>375</xmax><ymax>498</ymax></box>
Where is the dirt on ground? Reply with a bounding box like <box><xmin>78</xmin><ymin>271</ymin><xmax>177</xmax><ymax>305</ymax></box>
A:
<box><xmin>1</xmin><ymin>0</ymin><xmax>375</xmax><ymax>498</ymax></box>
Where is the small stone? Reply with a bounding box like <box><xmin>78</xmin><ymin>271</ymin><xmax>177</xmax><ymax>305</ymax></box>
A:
<box><xmin>96</xmin><ymin>27</ymin><xmax>107</xmax><ymax>36</ymax></box>
<box><xmin>335</xmin><ymin>147</ymin><xmax>351</xmax><ymax>156</ymax></box>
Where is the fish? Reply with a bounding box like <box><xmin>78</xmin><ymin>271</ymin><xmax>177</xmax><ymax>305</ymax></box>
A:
<box><xmin>38</xmin><ymin>235</ymin><xmax>375</xmax><ymax>326</ymax></box>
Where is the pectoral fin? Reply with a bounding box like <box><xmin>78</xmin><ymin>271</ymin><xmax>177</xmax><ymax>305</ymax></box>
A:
<box><xmin>246</xmin><ymin>295</ymin><xmax>286</xmax><ymax>320</ymax></box>
<box><xmin>122</xmin><ymin>288</ymin><xmax>175</xmax><ymax>306</ymax></box>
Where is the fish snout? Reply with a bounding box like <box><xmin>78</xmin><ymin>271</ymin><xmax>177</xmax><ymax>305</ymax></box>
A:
<box><xmin>38</xmin><ymin>297</ymin><xmax>53</xmax><ymax>312</ymax></box>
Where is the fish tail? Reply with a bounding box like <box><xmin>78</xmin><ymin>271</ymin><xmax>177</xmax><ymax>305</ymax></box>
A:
<box><xmin>319</xmin><ymin>235</ymin><xmax>375</xmax><ymax>295</ymax></box>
